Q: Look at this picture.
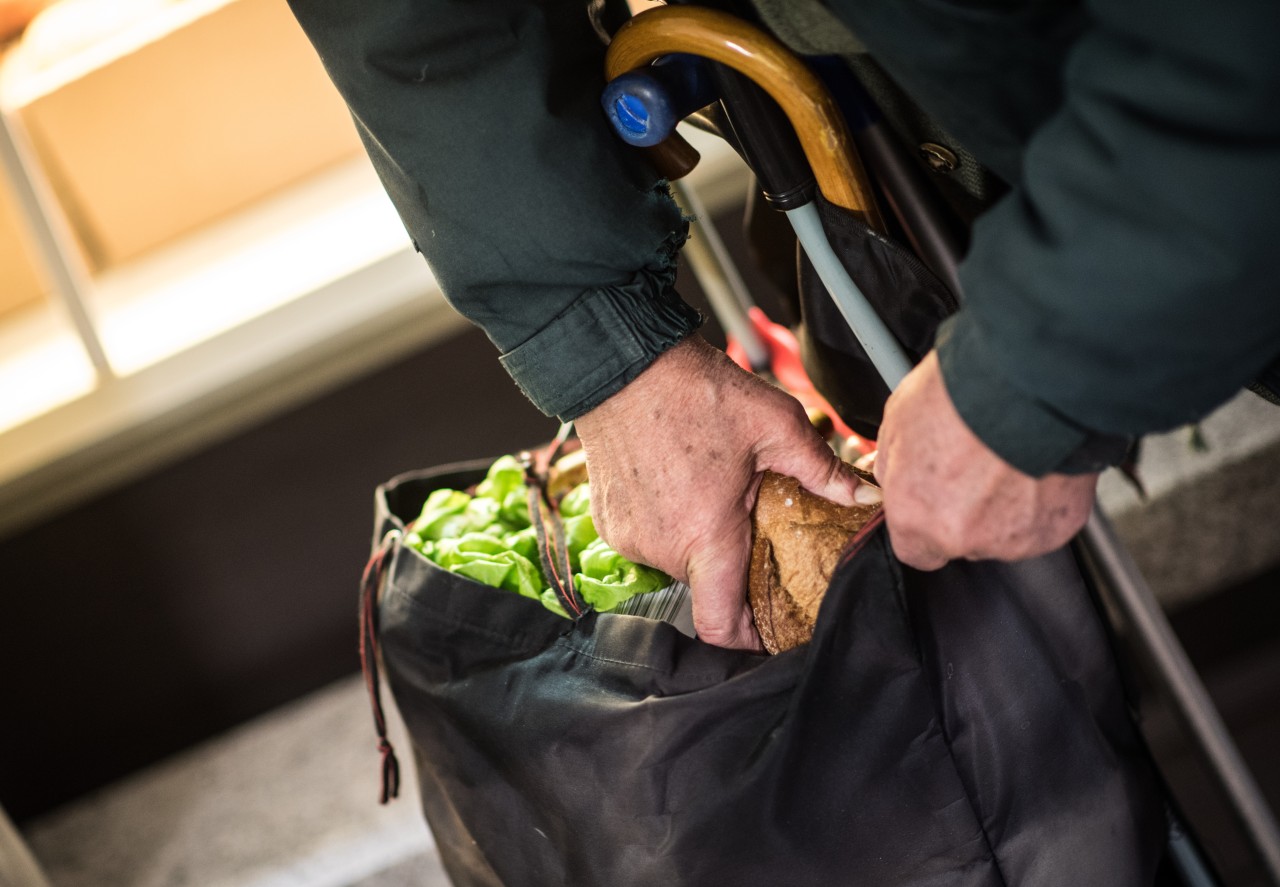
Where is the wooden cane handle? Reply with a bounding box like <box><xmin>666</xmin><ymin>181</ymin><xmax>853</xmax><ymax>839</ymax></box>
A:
<box><xmin>607</xmin><ymin>5</ymin><xmax>883</xmax><ymax>227</ymax></box>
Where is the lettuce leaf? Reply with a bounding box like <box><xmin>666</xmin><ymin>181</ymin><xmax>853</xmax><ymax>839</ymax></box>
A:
<box><xmin>575</xmin><ymin>537</ymin><xmax>668</xmax><ymax>612</ymax></box>
<box><xmin>408</xmin><ymin>462</ymin><xmax>667</xmax><ymax>619</ymax></box>
<box><xmin>562</xmin><ymin>513</ymin><xmax>599</xmax><ymax>572</ymax></box>
<box><xmin>475</xmin><ymin>455</ymin><xmax>525</xmax><ymax>502</ymax></box>
<box><xmin>559</xmin><ymin>483</ymin><xmax>591</xmax><ymax>518</ymax></box>
<box><xmin>502</xmin><ymin>525</ymin><xmax>540</xmax><ymax>565</ymax></box>
<box><xmin>539</xmin><ymin>589</ymin><xmax>570</xmax><ymax>619</ymax></box>
<box><xmin>430</xmin><ymin>533</ymin><xmax>546</xmax><ymax>600</ymax></box>
<box><xmin>413</xmin><ymin>489</ymin><xmax>473</xmax><ymax>541</ymax></box>
<box><xmin>498</xmin><ymin>490</ymin><xmax>530</xmax><ymax>528</ymax></box>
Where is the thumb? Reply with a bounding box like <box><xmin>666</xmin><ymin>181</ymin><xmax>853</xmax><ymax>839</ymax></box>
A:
<box><xmin>762</xmin><ymin>428</ymin><xmax>860</xmax><ymax>508</ymax></box>
<box><xmin>686</xmin><ymin>528</ymin><xmax>762</xmax><ymax>651</ymax></box>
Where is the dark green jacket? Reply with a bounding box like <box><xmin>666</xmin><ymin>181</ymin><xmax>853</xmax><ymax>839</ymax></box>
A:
<box><xmin>289</xmin><ymin>0</ymin><xmax>1280</xmax><ymax>476</ymax></box>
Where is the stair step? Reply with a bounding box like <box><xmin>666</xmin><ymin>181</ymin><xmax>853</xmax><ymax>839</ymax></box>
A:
<box><xmin>22</xmin><ymin>675</ymin><xmax>445</xmax><ymax>887</ymax></box>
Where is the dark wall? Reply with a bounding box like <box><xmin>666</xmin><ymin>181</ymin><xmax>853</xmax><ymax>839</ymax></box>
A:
<box><xmin>1</xmin><ymin>327</ymin><xmax>558</xmax><ymax>822</ymax></box>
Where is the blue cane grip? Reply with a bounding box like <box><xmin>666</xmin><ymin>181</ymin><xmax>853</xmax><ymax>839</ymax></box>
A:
<box><xmin>602</xmin><ymin>54</ymin><xmax>718</xmax><ymax>148</ymax></box>
<box><xmin>602</xmin><ymin>72</ymin><xmax>678</xmax><ymax>147</ymax></box>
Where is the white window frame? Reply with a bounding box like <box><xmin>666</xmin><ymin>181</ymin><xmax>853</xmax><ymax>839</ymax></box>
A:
<box><xmin>0</xmin><ymin>118</ymin><xmax>742</xmax><ymax>538</ymax></box>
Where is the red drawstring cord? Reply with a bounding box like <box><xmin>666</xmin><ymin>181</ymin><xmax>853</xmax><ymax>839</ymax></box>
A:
<box><xmin>836</xmin><ymin>509</ymin><xmax>887</xmax><ymax>569</ymax></box>
<box><xmin>359</xmin><ymin>535</ymin><xmax>401</xmax><ymax>804</ymax></box>
<box><xmin>521</xmin><ymin>425</ymin><xmax>590</xmax><ymax>621</ymax></box>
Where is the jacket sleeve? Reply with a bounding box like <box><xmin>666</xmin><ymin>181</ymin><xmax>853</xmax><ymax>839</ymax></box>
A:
<box><xmin>939</xmin><ymin>0</ymin><xmax>1280</xmax><ymax>476</ymax></box>
<box><xmin>287</xmin><ymin>0</ymin><xmax>698</xmax><ymax>420</ymax></box>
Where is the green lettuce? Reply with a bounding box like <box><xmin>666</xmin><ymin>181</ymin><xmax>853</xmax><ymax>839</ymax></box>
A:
<box><xmin>539</xmin><ymin>589</ymin><xmax>570</xmax><ymax>619</ymax></box>
<box><xmin>411</xmin><ymin>488</ymin><xmax>472</xmax><ymax>543</ymax></box>
<box><xmin>409</xmin><ymin>456</ymin><xmax>531</xmax><ymax>544</ymax></box>
<box><xmin>502</xmin><ymin>525</ymin><xmax>540</xmax><ymax>565</ymax></box>
<box><xmin>474</xmin><ymin>454</ymin><xmax>525</xmax><ymax>502</ymax></box>
<box><xmin>562</xmin><ymin>513</ymin><xmax>598</xmax><ymax>572</ymax></box>
<box><xmin>559</xmin><ymin>483</ymin><xmax>591</xmax><ymax>518</ymax></box>
<box><xmin>405</xmin><ymin>455</ymin><xmax>669</xmax><ymax>618</ymax></box>
<box><xmin>575</xmin><ymin>537</ymin><xmax>668</xmax><ymax>612</ymax></box>
<box><xmin>428</xmin><ymin>533</ymin><xmax>545</xmax><ymax>600</ymax></box>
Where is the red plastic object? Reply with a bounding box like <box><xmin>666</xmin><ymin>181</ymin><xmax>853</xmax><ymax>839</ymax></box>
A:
<box><xmin>726</xmin><ymin>307</ymin><xmax>873</xmax><ymax>455</ymax></box>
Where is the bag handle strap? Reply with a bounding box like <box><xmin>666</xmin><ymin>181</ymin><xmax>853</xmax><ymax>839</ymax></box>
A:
<box><xmin>521</xmin><ymin>423</ymin><xmax>592</xmax><ymax>621</ymax></box>
<box><xmin>356</xmin><ymin>427</ymin><xmax>585</xmax><ymax>805</ymax></box>
<box><xmin>358</xmin><ymin>530</ymin><xmax>402</xmax><ymax>805</ymax></box>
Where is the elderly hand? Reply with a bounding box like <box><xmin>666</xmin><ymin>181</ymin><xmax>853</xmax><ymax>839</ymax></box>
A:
<box><xmin>574</xmin><ymin>335</ymin><xmax>867</xmax><ymax>650</ymax></box>
<box><xmin>873</xmin><ymin>351</ymin><xmax>1099</xmax><ymax>570</ymax></box>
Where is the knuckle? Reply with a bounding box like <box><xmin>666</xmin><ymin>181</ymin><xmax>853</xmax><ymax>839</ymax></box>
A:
<box><xmin>887</xmin><ymin>521</ymin><xmax>941</xmax><ymax>567</ymax></box>
<box><xmin>766</xmin><ymin>396</ymin><xmax>816</xmax><ymax>439</ymax></box>
<box><xmin>693</xmin><ymin>619</ymin><xmax>735</xmax><ymax>648</ymax></box>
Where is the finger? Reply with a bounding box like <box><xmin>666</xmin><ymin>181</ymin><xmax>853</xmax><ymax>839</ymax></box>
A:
<box><xmin>763</xmin><ymin>429</ymin><xmax>860</xmax><ymax>508</ymax></box>
<box><xmin>853</xmin><ymin>449</ymin><xmax>878</xmax><ymax>474</ymax></box>
<box><xmin>695</xmin><ymin>597</ymin><xmax>763</xmax><ymax>652</ymax></box>
<box><xmin>686</xmin><ymin>532</ymin><xmax>762</xmax><ymax>651</ymax></box>
<box><xmin>871</xmin><ymin>444</ymin><xmax>890</xmax><ymax>486</ymax></box>
<box><xmin>854</xmin><ymin>482</ymin><xmax>883</xmax><ymax>506</ymax></box>
<box><xmin>884</xmin><ymin>520</ymin><xmax>950</xmax><ymax>571</ymax></box>
<box><xmin>892</xmin><ymin>539</ymin><xmax>949</xmax><ymax>571</ymax></box>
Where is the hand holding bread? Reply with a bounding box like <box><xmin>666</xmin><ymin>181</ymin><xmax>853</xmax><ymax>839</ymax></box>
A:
<box><xmin>748</xmin><ymin>470</ymin><xmax>882</xmax><ymax>654</ymax></box>
<box><xmin>575</xmin><ymin>336</ymin><xmax>863</xmax><ymax>651</ymax></box>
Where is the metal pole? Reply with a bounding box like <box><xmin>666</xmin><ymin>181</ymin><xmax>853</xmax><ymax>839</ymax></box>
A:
<box><xmin>670</xmin><ymin>180</ymin><xmax>770</xmax><ymax>371</ymax></box>
<box><xmin>1083</xmin><ymin>508</ymin><xmax>1280</xmax><ymax>885</ymax></box>
<box><xmin>785</xmin><ymin>201</ymin><xmax>912</xmax><ymax>389</ymax></box>
<box><xmin>0</xmin><ymin>106</ymin><xmax>113</xmax><ymax>379</ymax></box>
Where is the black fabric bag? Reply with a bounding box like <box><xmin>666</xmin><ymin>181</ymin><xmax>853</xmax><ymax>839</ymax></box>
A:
<box><xmin>795</xmin><ymin>192</ymin><xmax>958</xmax><ymax>440</ymax></box>
<box><xmin>362</xmin><ymin>459</ymin><xmax>1166</xmax><ymax>887</ymax></box>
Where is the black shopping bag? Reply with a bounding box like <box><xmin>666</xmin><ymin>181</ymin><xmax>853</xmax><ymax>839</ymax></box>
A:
<box><xmin>360</xmin><ymin>458</ymin><xmax>1166</xmax><ymax>887</ymax></box>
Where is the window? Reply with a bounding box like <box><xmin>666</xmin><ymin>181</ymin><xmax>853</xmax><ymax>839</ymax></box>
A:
<box><xmin>0</xmin><ymin>0</ymin><xmax>451</xmax><ymax>535</ymax></box>
<box><xmin>0</xmin><ymin>0</ymin><xmax>742</xmax><ymax>537</ymax></box>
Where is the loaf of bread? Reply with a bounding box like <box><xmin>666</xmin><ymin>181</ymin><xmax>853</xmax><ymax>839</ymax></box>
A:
<box><xmin>748</xmin><ymin>471</ymin><xmax>881</xmax><ymax>654</ymax></box>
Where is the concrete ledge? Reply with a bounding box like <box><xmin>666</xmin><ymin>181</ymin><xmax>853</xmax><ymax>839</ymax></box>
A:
<box><xmin>1098</xmin><ymin>391</ymin><xmax>1280</xmax><ymax>610</ymax></box>
<box><xmin>22</xmin><ymin>676</ymin><xmax>447</xmax><ymax>887</ymax></box>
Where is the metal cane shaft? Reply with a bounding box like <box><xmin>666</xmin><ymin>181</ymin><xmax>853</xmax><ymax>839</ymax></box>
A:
<box><xmin>1084</xmin><ymin>509</ymin><xmax>1280</xmax><ymax>884</ymax></box>
<box><xmin>785</xmin><ymin>202</ymin><xmax>912</xmax><ymax>390</ymax></box>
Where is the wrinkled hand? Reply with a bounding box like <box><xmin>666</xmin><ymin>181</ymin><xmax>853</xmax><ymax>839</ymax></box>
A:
<box><xmin>874</xmin><ymin>351</ymin><xmax>1099</xmax><ymax>570</ymax></box>
<box><xmin>574</xmin><ymin>336</ymin><xmax>866</xmax><ymax>650</ymax></box>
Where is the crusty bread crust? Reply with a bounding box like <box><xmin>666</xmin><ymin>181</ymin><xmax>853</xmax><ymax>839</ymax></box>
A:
<box><xmin>748</xmin><ymin>472</ymin><xmax>881</xmax><ymax>654</ymax></box>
